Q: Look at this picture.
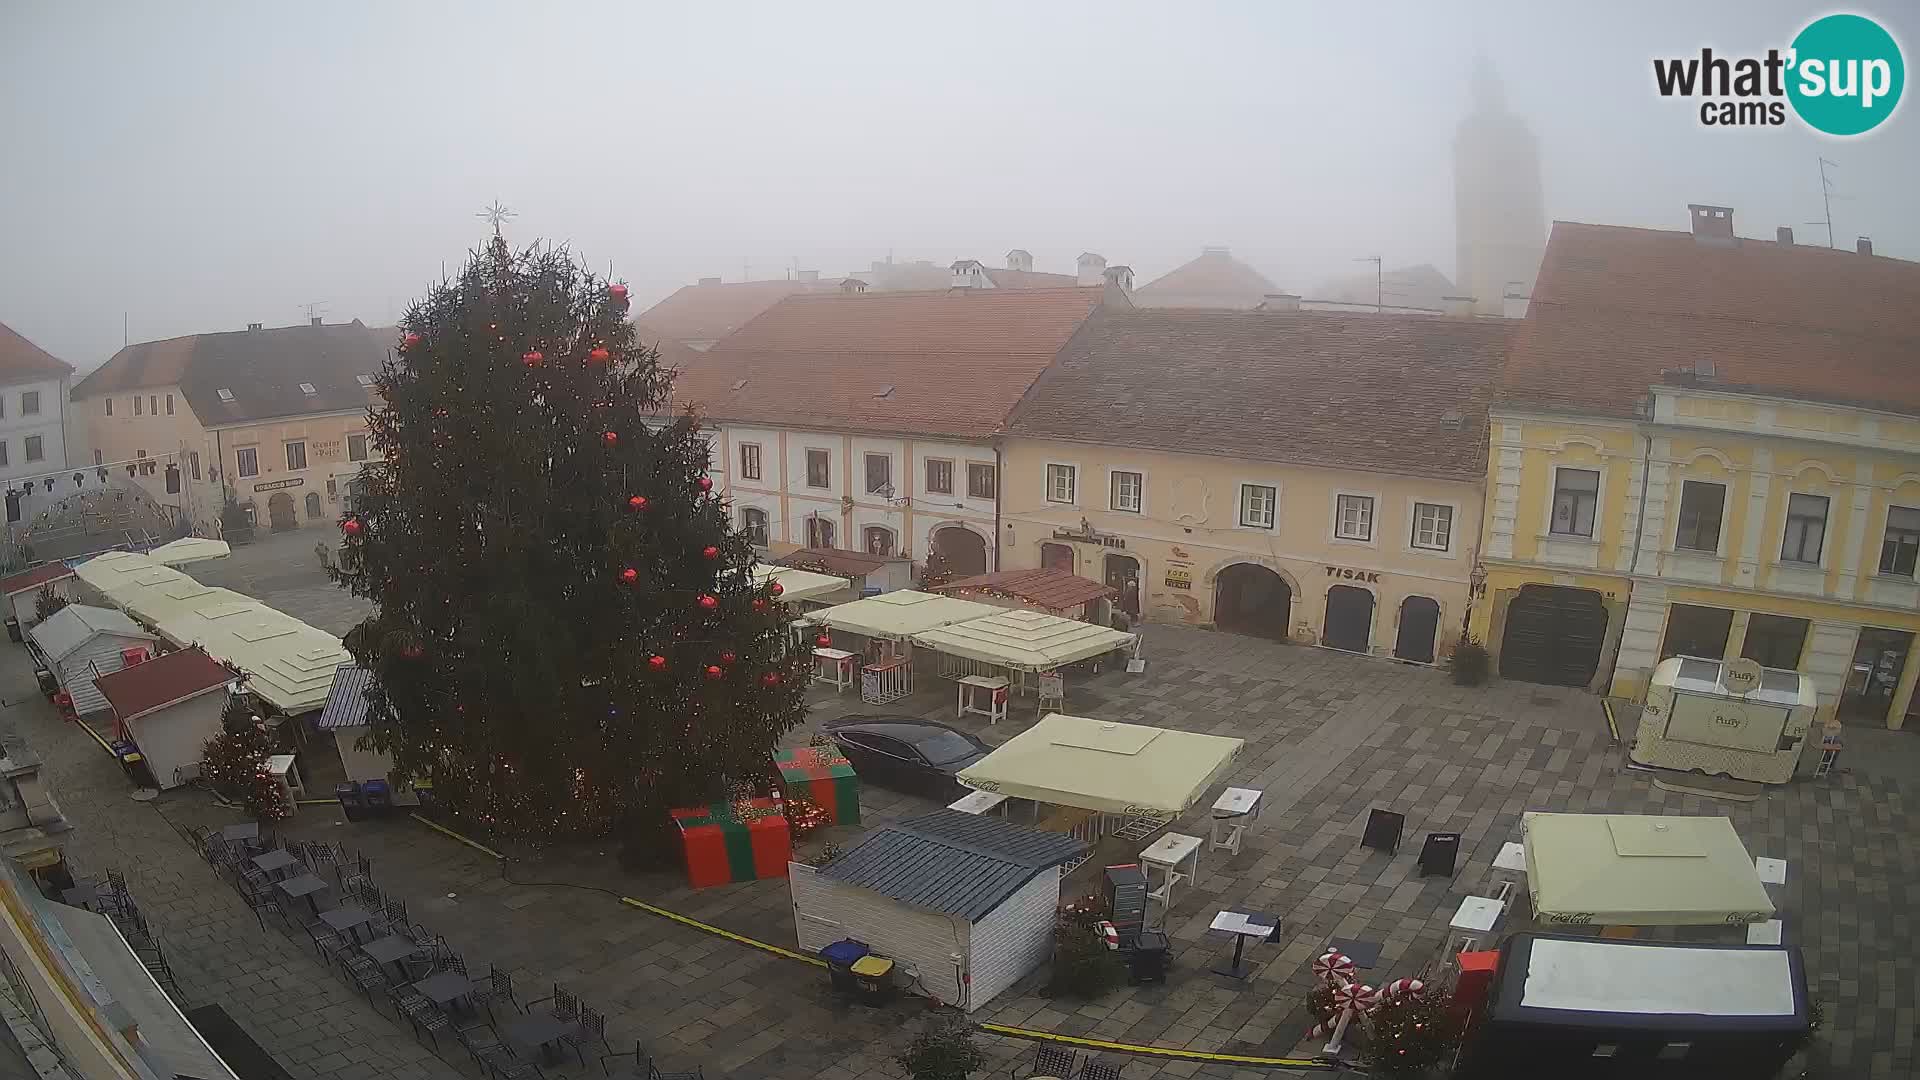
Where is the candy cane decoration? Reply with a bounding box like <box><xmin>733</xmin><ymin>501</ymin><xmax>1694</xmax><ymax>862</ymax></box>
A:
<box><xmin>1311</xmin><ymin>949</ymin><xmax>1354</xmax><ymax>982</ymax></box>
<box><xmin>1320</xmin><ymin>981</ymin><xmax>1377</xmax><ymax>1055</ymax></box>
<box><xmin>1377</xmin><ymin>977</ymin><xmax>1425</xmax><ymax>1004</ymax></box>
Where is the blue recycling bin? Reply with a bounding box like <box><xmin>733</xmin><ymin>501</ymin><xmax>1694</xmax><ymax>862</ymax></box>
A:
<box><xmin>335</xmin><ymin>782</ymin><xmax>366</xmax><ymax>821</ymax></box>
<box><xmin>821</xmin><ymin>939</ymin><xmax>870</xmax><ymax>995</ymax></box>
<box><xmin>361</xmin><ymin>779</ymin><xmax>394</xmax><ymax>817</ymax></box>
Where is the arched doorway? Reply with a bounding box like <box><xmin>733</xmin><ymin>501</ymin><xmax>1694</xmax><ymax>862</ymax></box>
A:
<box><xmin>1499</xmin><ymin>585</ymin><xmax>1607</xmax><ymax>687</ymax></box>
<box><xmin>932</xmin><ymin>525</ymin><xmax>988</xmax><ymax>575</ymax></box>
<box><xmin>267</xmin><ymin>491</ymin><xmax>297</xmax><ymax>532</ymax></box>
<box><xmin>1040</xmin><ymin>542</ymin><xmax>1075</xmax><ymax>573</ymax></box>
<box><xmin>1213</xmin><ymin>563</ymin><xmax>1293</xmax><ymax>640</ymax></box>
<box><xmin>1324</xmin><ymin>586</ymin><xmax>1375</xmax><ymax>653</ymax></box>
<box><xmin>1104</xmin><ymin>553</ymin><xmax>1140</xmax><ymax>618</ymax></box>
<box><xmin>304</xmin><ymin>491</ymin><xmax>323</xmax><ymax>520</ymax></box>
<box><xmin>1394</xmin><ymin>596</ymin><xmax>1441</xmax><ymax>664</ymax></box>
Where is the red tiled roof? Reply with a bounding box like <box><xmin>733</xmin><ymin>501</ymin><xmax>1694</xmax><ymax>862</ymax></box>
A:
<box><xmin>671</xmin><ymin>286</ymin><xmax>1112</xmax><ymax>440</ymax></box>
<box><xmin>1501</xmin><ymin>221</ymin><xmax>1920</xmax><ymax>419</ymax></box>
<box><xmin>777</xmin><ymin>547</ymin><xmax>888</xmax><ymax>577</ymax></box>
<box><xmin>932</xmin><ymin>568</ymin><xmax>1114</xmax><ymax>610</ymax></box>
<box><xmin>1007</xmin><ymin>310</ymin><xmax>1510</xmax><ymax>482</ymax></box>
<box><xmin>71</xmin><ymin>321</ymin><xmax>392</xmax><ymax>426</ymax></box>
<box><xmin>0</xmin><ymin>322</ymin><xmax>74</xmax><ymax>384</ymax></box>
<box><xmin>95</xmin><ymin>646</ymin><xmax>233</xmax><ymax>722</ymax></box>
<box><xmin>635</xmin><ymin>280</ymin><xmax>835</xmax><ymax>345</ymax></box>
<box><xmin>0</xmin><ymin>562</ymin><xmax>76</xmax><ymax>597</ymax></box>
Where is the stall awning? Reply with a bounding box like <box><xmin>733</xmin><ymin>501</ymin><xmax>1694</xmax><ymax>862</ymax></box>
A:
<box><xmin>1523</xmin><ymin>813</ymin><xmax>1775</xmax><ymax>926</ymax></box>
<box><xmin>809</xmin><ymin>590</ymin><xmax>998</xmax><ymax>641</ymax></box>
<box><xmin>72</xmin><ymin>551</ymin><xmax>184</xmax><ymax>606</ymax></box>
<box><xmin>931</xmin><ymin>568</ymin><xmax>1114</xmax><ymax>612</ymax></box>
<box><xmin>910</xmin><ymin>607</ymin><xmax>1135</xmax><ymax>672</ymax></box>
<box><xmin>751</xmin><ymin>563</ymin><xmax>847</xmax><ymax>604</ymax></box>
<box><xmin>957</xmin><ymin>713</ymin><xmax>1243</xmax><ymax>817</ymax></box>
<box><xmin>156</xmin><ymin>600</ymin><xmax>349</xmax><ymax>716</ymax></box>
<box><xmin>146</xmin><ymin>537</ymin><xmax>232</xmax><ymax>567</ymax></box>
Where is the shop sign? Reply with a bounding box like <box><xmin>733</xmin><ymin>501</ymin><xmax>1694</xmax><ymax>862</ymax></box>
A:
<box><xmin>313</xmin><ymin>439</ymin><xmax>344</xmax><ymax>460</ymax></box>
<box><xmin>1053</xmin><ymin>524</ymin><xmax>1125</xmax><ymax>549</ymax></box>
<box><xmin>253</xmin><ymin>478</ymin><xmax>304</xmax><ymax>493</ymax></box>
<box><xmin>1324</xmin><ymin>565</ymin><xmax>1382</xmax><ymax>583</ymax></box>
<box><xmin>1165</xmin><ymin>568</ymin><xmax>1192</xmax><ymax>590</ymax></box>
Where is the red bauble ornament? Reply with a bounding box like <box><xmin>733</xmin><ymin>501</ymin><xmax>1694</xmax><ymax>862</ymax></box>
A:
<box><xmin>698</xmin><ymin>594</ymin><xmax>719</xmax><ymax>611</ymax></box>
<box><xmin>609</xmin><ymin>283</ymin><xmax>629</xmax><ymax>301</ymax></box>
<box><xmin>704</xmin><ymin>665</ymin><xmax>724</xmax><ymax>680</ymax></box>
<box><xmin>402</xmin><ymin>332</ymin><xmax>420</xmax><ymax>349</ymax></box>
<box><xmin>628</xmin><ymin>495</ymin><xmax>649</xmax><ymax>511</ymax></box>
<box><xmin>522</xmin><ymin>349</ymin><xmax>544</xmax><ymax>367</ymax></box>
<box><xmin>648</xmin><ymin>654</ymin><xmax>668</xmax><ymax>671</ymax></box>
<box><xmin>761</xmin><ymin>671</ymin><xmax>782</xmax><ymax>687</ymax></box>
<box><xmin>769</xmin><ymin>581</ymin><xmax>784</xmax><ymax>597</ymax></box>
<box><xmin>815</xmin><ymin>633</ymin><xmax>832</xmax><ymax>648</ymax></box>
<box><xmin>696</xmin><ymin>476</ymin><xmax>713</xmax><ymax>493</ymax></box>
<box><xmin>341</xmin><ymin>517</ymin><xmax>363</xmax><ymax>537</ymax></box>
<box><xmin>402</xmin><ymin>644</ymin><xmax>424</xmax><ymax>659</ymax></box>
<box><xmin>589</xmin><ymin>347</ymin><xmax>610</xmax><ymax>363</ymax></box>
<box><xmin>752</xmin><ymin>598</ymin><xmax>767</xmax><ymax>612</ymax></box>
<box><xmin>719</xmin><ymin>651</ymin><xmax>737</xmax><ymax>665</ymax></box>
<box><xmin>603</xmin><ymin>431</ymin><xmax>619</xmax><ymax>445</ymax></box>
<box><xmin>621</xmin><ymin>567</ymin><xmax>638</xmax><ymax>583</ymax></box>
<box><xmin>701</xmin><ymin>545</ymin><xmax>719</xmax><ymax>560</ymax></box>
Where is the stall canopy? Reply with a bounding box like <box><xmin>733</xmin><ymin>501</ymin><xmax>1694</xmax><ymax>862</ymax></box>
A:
<box><xmin>73</xmin><ymin>551</ymin><xmax>191</xmax><ymax>608</ymax></box>
<box><xmin>1523</xmin><ymin>813</ymin><xmax>1775</xmax><ymax>926</ymax></box>
<box><xmin>157</xmin><ymin>599</ymin><xmax>350</xmax><ymax>715</ymax></box>
<box><xmin>807</xmin><ymin>589</ymin><xmax>998</xmax><ymax>641</ymax></box>
<box><xmin>146</xmin><ymin>537</ymin><xmax>232</xmax><ymax>567</ymax></box>
<box><xmin>751</xmin><ymin>563</ymin><xmax>847</xmax><ymax>604</ymax></box>
<box><xmin>957</xmin><ymin>713</ymin><xmax>1244</xmax><ymax>816</ymax></box>
<box><xmin>931</xmin><ymin>568</ymin><xmax>1113</xmax><ymax>614</ymax></box>
<box><xmin>910</xmin><ymin>607</ymin><xmax>1135</xmax><ymax>671</ymax></box>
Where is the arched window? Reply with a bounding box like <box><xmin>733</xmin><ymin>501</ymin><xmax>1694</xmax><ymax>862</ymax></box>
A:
<box><xmin>741</xmin><ymin>507</ymin><xmax>769</xmax><ymax>547</ymax></box>
<box><xmin>864</xmin><ymin>526</ymin><xmax>896</xmax><ymax>556</ymax></box>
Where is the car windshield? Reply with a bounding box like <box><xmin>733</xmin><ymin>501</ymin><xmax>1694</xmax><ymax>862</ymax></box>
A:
<box><xmin>913</xmin><ymin>730</ymin><xmax>981</xmax><ymax>765</ymax></box>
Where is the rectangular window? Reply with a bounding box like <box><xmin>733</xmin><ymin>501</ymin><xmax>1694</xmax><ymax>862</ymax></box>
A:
<box><xmin>0</xmin><ymin>442</ymin><xmax>9</xmax><ymax>467</ymax></box>
<box><xmin>21</xmin><ymin>391</ymin><xmax>39</xmax><ymax>416</ymax></box>
<box><xmin>165</xmin><ymin>393</ymin><xmax>174</xmax><ymax>415</ymax></box>
<box><xmin>864</xmin><ymin>453</ymin><xmax>891</xmax><ymax>495</ymax></box>
<box><xmin>104</xmin><ymin>398</ymin><xmax>112</xmax><ymax>417</ymax></box>
<box><xmin>1880</xmin><ymin>505</ymin><xmax>1920</xmax><ymax>578</ymax></box>
<box><xmin>148</xmin><ymin>394</ymin><xmax>157</xmax><ymax>415</ymax></box>
<box><xmin>1659</xmin><ymin>604</ymin><xmax>1734</xmax><ymax>662</ymax></box>
<box><xmin>805</xmin><ymin>448</ymin><xmax>831</xmax><ymax>488</ymax></box>
<box><xmin>189</xmin><ymin>451</ymin><xmax>201</xmax><ymax>480</ymax></box>
<box><xmin>1742</xmin><ymin>614</ymin><xmax>1810</xmax><ymax>669</ymax></box>
<box><xmin>1674</xmin><ymin>480</ymin><xmax>1727</xmax><ymax>553</ymax></box>
<box><xmin>1046</xmin><ymin>464</ymin><xmax>1076</xmax><ymax>504</ymax></box>
<box><xmin>1240</xmin><ymin>484</ymin><xmax>1276</xmax><ymax>529</ymax></box>
<box><xmin>94</xmin><ymin>449</ymin><xmax>104</xmax><ymax>466</ymax></box>
<box><xmin>1550</xmin><ymin>468</ymin><xmax>1600</xmax><ymax>538</ymax></box>
<box><xmin>926</xmin><ymin>458</ymin><xmax>954</xmax><ymax>495</ymax></box>
<box><xmin>741</xmin><ymin>507</ymin><xmax>769</xmax><ymax>547</ymax></box>
<box><xmin>739</xmin><ymin>443</ymin><xmax>762</xmax><ymax>481</ymax></box>
<box><xmin>23</xmin><ymin>436</ymin><xmax>43</xmax><ymax>462</ymax></box>
<box><xmin>1110</xmin><ymin>470</ymin><xmax>1143</xmax><ymax>513</ymax></box>
<box><xmin>805</xmin><ymin>516</ymin><xmax>836</xmax><ymax>548</ymax></box>
<box><xmin>967</xmin><ymin>462</ymin><xmax>996</xmax><ymax>500</ymax></box>
<box><xmin>1335</xmin><ymin>493</ymin><xmax>1374</xmax><ymax>541</ymax></box>
<box><xmin>136</xmin><ymin>448</ymin><xmax>146</xmax><ymax>458</ymax></box>
<box><xmin>1781</xmin><ymin>493</ymin><xmax>1828</xmax><ymax>564</ymax></box>
<box><xmin>134</xmin><ymin>395</ymin><xmax>143</xmax><ymax>416</ymax></box>
<box><xmin>347</xmin><ymin>434</ymin><xmax>369</xmax><ymax>462</ymax></box>
<box><xmin>1412</xmin><ymin>502</ymin><xmax>1453</xmax><ymax>551</ymax></box>
<box><xmin>285</xmin><ymin>441</ymin><xmax>308</xmax><ymax>471</ymax></box>
<box><xmin>236</xmin><ymin>447</ymin><xmax>258</xmax><ymax>478</ymax></box>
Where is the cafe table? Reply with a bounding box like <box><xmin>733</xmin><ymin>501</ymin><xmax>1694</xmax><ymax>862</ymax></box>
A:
<box><xmin>277</xmin><ymin>873</ymin><xmax>329</xmax><ymax>916</ymax></box>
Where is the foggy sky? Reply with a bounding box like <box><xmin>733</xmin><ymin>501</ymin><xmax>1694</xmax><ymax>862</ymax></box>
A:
<box><xmin>4</xmin><ymin>1</ymin><xmax>1915</xmax><ymax>370</ymax></box>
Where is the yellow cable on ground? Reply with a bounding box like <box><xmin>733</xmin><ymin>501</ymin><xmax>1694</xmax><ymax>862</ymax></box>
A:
<box><xmin>1602</xmin><ymin>698</ymin><xmax>1621</xmax><ymax>743</ymax></box>
<box><xmin>979</xmin><ymin>1025</ymin><xmax>1332</xmax><ymax>1069</ymax></box>
<box><xmin>74</xmin><ymin>719</ymin><xmax>117</xmax><ymax>755</ymax></box>
<box><xmin>618</xmin><ymin>897</ymin><xmax>827</xmax><ymax>967</ymax></box>
<box><xmin>409</xmin><ymin>813</ymin><xmax>506</xmax><ymax>859</ymax></box>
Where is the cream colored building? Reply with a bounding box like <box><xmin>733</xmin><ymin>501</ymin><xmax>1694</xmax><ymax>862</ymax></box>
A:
<box><xmin>1001</xmin><ymin>308</ymin><xmax>1510</xmax><ymax>661</ymax></box>
<box><xmin>71</xmin><ymin>319</ymin><xmax>388</xmax><ymax>534</ymax></box>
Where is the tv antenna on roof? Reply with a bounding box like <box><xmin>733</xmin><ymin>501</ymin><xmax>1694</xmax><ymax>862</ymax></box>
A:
<box><xmin>298</xmin><ymin>301</ymin><xmax>330</xmax><ymax>321</ymax></box>
<box><xmin>477</xmin><ymin>201</ymin><xmax>516</xmax><ymax>236</ymax></box>
<box><xmin>1354</xmin><ymin>255</ymin><xmax>1384</xmax><ymax>312</ymax></box>
<box><xmin>1807</xmin><ymin>158</ymin><xmax>1843</xmax><ymax>249</ymax></box>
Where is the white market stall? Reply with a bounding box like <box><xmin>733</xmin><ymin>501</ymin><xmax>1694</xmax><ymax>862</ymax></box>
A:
<box><xmin>0</xmin><ymin>562</ymin><xmax>78</xmax><ymax>640</ymax></box>
<box><xmin>910</xmin><ymin>607</ymin><xmax>1137</xmax><ymax>715</ymax></box>
<box><xmin>751</xmin><ymin>563</ymin><xmax>848</xmax><ymax>607</ymax></box>
<box><xmin>155</xmin><ymin>597</ymin><xmax>350</xmax><ymax>718</ymax></box>
<box><xmin>1632</xmin><ymin>657</ymin><xmax>1820</xmax><ymax>784</ymax></box>
<box><xmin>956</xmin><ymin>713</ymin><xmax>1244</xmax><ymax>865</ymax></box>
<box><xmin>788</xmin><ymin>809</ymin><xmax>1088</xmax><ymax>1012</ymax></box>
<box><xmin>95</xmin><ymin>646</ymin><xmax>238</xmax><ymax>790</ymax></box>
<box><xmin>1523</xmin><ymin>813</ymin><xmax>1775</xmax><ymax>927</ymax></box>
<box><xmin>26</xmin><ymin>604</ymin><xmax>158</xmax><ymax>716</ymax></box>
<box><xmin>144</xmin><ymin>537</ymin><xmax>232</xmax><ymax>567</ymax></box>
<box><xmin>314</xmin><ymin>663</ymin><xmax>420</xmax><ymax>806</ymax></box>
<box><xmin>72</xmin><ymin>552</ymin><xmax>194</xmax><ymax>612</ymax></box>
<box><xmin>803</xmin><ymin>590</ymin><xmax>998</xmax><ymax>704</ymax></box>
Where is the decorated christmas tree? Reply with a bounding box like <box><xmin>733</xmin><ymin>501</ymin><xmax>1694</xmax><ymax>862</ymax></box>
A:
<box><xmin>328</xmin><ymin>227</ymin><xmax>809</xmax><ymax>842</ymax></box>
<box><xmin>201</xmin><ymin>691</ymin><xmax>292</xmax><ymax>820</ymax></box>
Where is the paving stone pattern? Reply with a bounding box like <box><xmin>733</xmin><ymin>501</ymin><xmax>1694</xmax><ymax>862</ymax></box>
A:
<box><xmin>12</xmin><ymin>576</ymin><xmax>1917</xmax><ymax>1079</ymax></box>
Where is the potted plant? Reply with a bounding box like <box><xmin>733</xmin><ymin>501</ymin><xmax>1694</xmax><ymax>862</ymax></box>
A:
<box><xmin>896</xmin><ymin>1016</ymin><xmax>985</xmax><ymax>1080</ymax></box>
<box><xmin>1450</xmin><ymin>635</ymin><xmax>1490</xmax><ymax>686</ymax></box>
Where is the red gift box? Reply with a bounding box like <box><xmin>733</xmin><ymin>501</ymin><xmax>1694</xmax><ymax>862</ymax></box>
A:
<box><xmin>670</xmin><ymin>798</ymin><xmax>791</xmax><ymax>888</ymax></box>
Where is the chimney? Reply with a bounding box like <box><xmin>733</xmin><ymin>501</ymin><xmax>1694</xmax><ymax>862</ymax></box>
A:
<box><xmin>247</xmin><ymin>322</ymin><xmax>263</xmax><ymax>332</ymax></box>
<box><xmin>1257</xmin><ymin>293</ymin><xmax>1301</xmax><ymax>312</ymax></box>
<box><xmin>1005</xmin><ymin>249</ymin><xmax>1033</xmax><ymax>273</ymax></box>
<box><xmin>1076</xmin><ymin>252</ymin><xmax>1107</xmax><ymax>286</ymax></box>
<box><xmin>697</xmin><ymin>276</ymin><xmax>722</xmax><ymax>286</ymax></box>
<box><xmin>1502</xmin><ymin>287</ymin><xmax>1529</xmax><ymax>320</ymax></box>
<box><xmin>1441</xmin><ymin>295</ymin><xmax>1477</xmax><ymax>319</ymax></box>
<box><xmin>1777</xmin><ymin>226</ymin><xmax>1794</xmax><ymax>246</ymax></box>
<box><xmin>1102</xmin><ymin>265</ymin><xmax>1134</xmax><ymax>291</ymax></box>
<box><xmin>797</xmin><ymin>270</ymin><xmax>819</xmax><ymax>284</ymax></box>
<box><xmin>1687</xmin><ymin>203</ymin><xmax>1736</xmax><ymax>245</ymax></box>
<box><xmin>310</xmin><ymin>316</ymin><xmax>323</xmax><ymax>326</ymax></box>
<box><xmin>1857</xmin><ymin>236</ymin><xmax>1874</xmax><ymax>256</ymax></box>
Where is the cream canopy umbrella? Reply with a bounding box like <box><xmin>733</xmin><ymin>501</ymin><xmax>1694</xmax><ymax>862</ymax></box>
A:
<box><xmin>956</xmin><ymin>713</ymin><xmax>1244</xmax><ymax>816</ymax></box>
<box><xmin>1523</xmin><ymin>813</ymin><xmax>1775</xmax><ymax>926</ymax></box>
<box><xmin>910</xmin><ymin>607</ymin><xmax>1136</xmax><ymax>672</ymax></box>
<box><xmin>807</xmin><ymin>590</ymin><xmax>999</xmax><ymax>641</ymax></box>
<box><xmin>749</xmin><ymin>563</ymin><xmax>846</xmax><ymax>604</ymax></box>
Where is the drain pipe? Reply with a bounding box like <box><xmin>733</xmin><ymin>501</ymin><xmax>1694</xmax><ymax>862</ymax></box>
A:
<box><xmin>1601</xmin><ymin>399</ymin><xmax>1656</xmax><ymax>694</ymax></box>
<box><xmin>992</xmin><ymin>442</ymin><xmax>1003</xmax><ymax>572</ymax></box>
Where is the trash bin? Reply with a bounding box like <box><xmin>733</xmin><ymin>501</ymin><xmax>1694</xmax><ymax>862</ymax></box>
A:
<box><xmin>5</xmin><ymin>617</ymin><xmax>20</xmax><ymax>643</ymax></box>
<box><xmin>821</xmin><ymin>939</ymin><xmax>869</xmax><ymax>995</ymax></box>
<box><xmin>362</xmin><ymin>779</ymin><xmax>393</xmax><ymax>817</ymax></box>
<box><xmin>110</xmin><ymin>741</ymin><xmax>156</xmax><ymax>789</ymax></box>
<box><xmin>1127</xmin><ymin>930</ymin><xmax>1170</xmax><ymax>984</ymax></box>
<box><xmin>850</xmin><ymin>954</ymin><xmax>896</xmax><ymax>1005</ymax></box>
<box><xmin>34</xmin><ymin>667</ymin><xmax>57</xmax><ymax>696</ymax></box>
<box><xmin>336</xmin><ymin>782</ymin><xmax>366</xmax><ymax>821</ymax></box>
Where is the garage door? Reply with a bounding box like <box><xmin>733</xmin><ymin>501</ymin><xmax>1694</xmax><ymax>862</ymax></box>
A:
<box><xmin>1499</xmin><ymin>585</ymin><xmax>1608</xmax><ymax>687</ymax></box>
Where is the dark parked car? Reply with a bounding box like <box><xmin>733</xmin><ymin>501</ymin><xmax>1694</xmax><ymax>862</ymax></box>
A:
<box><xmin>822</xmin><ymin>715</ymin><xmax>992</xmax><ymax>801</ymax></box>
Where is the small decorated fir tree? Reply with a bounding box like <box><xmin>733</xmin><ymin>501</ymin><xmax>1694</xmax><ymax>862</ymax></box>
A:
<box><xmin>1362</xmin><ymin>984</ymin><xmax>1462</xmax><ymax>1076</ymax></box>
<box><xmin>201</xmin><ymin>691</ymin><xmax>292</xmax><ymax>820</ymax></box>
